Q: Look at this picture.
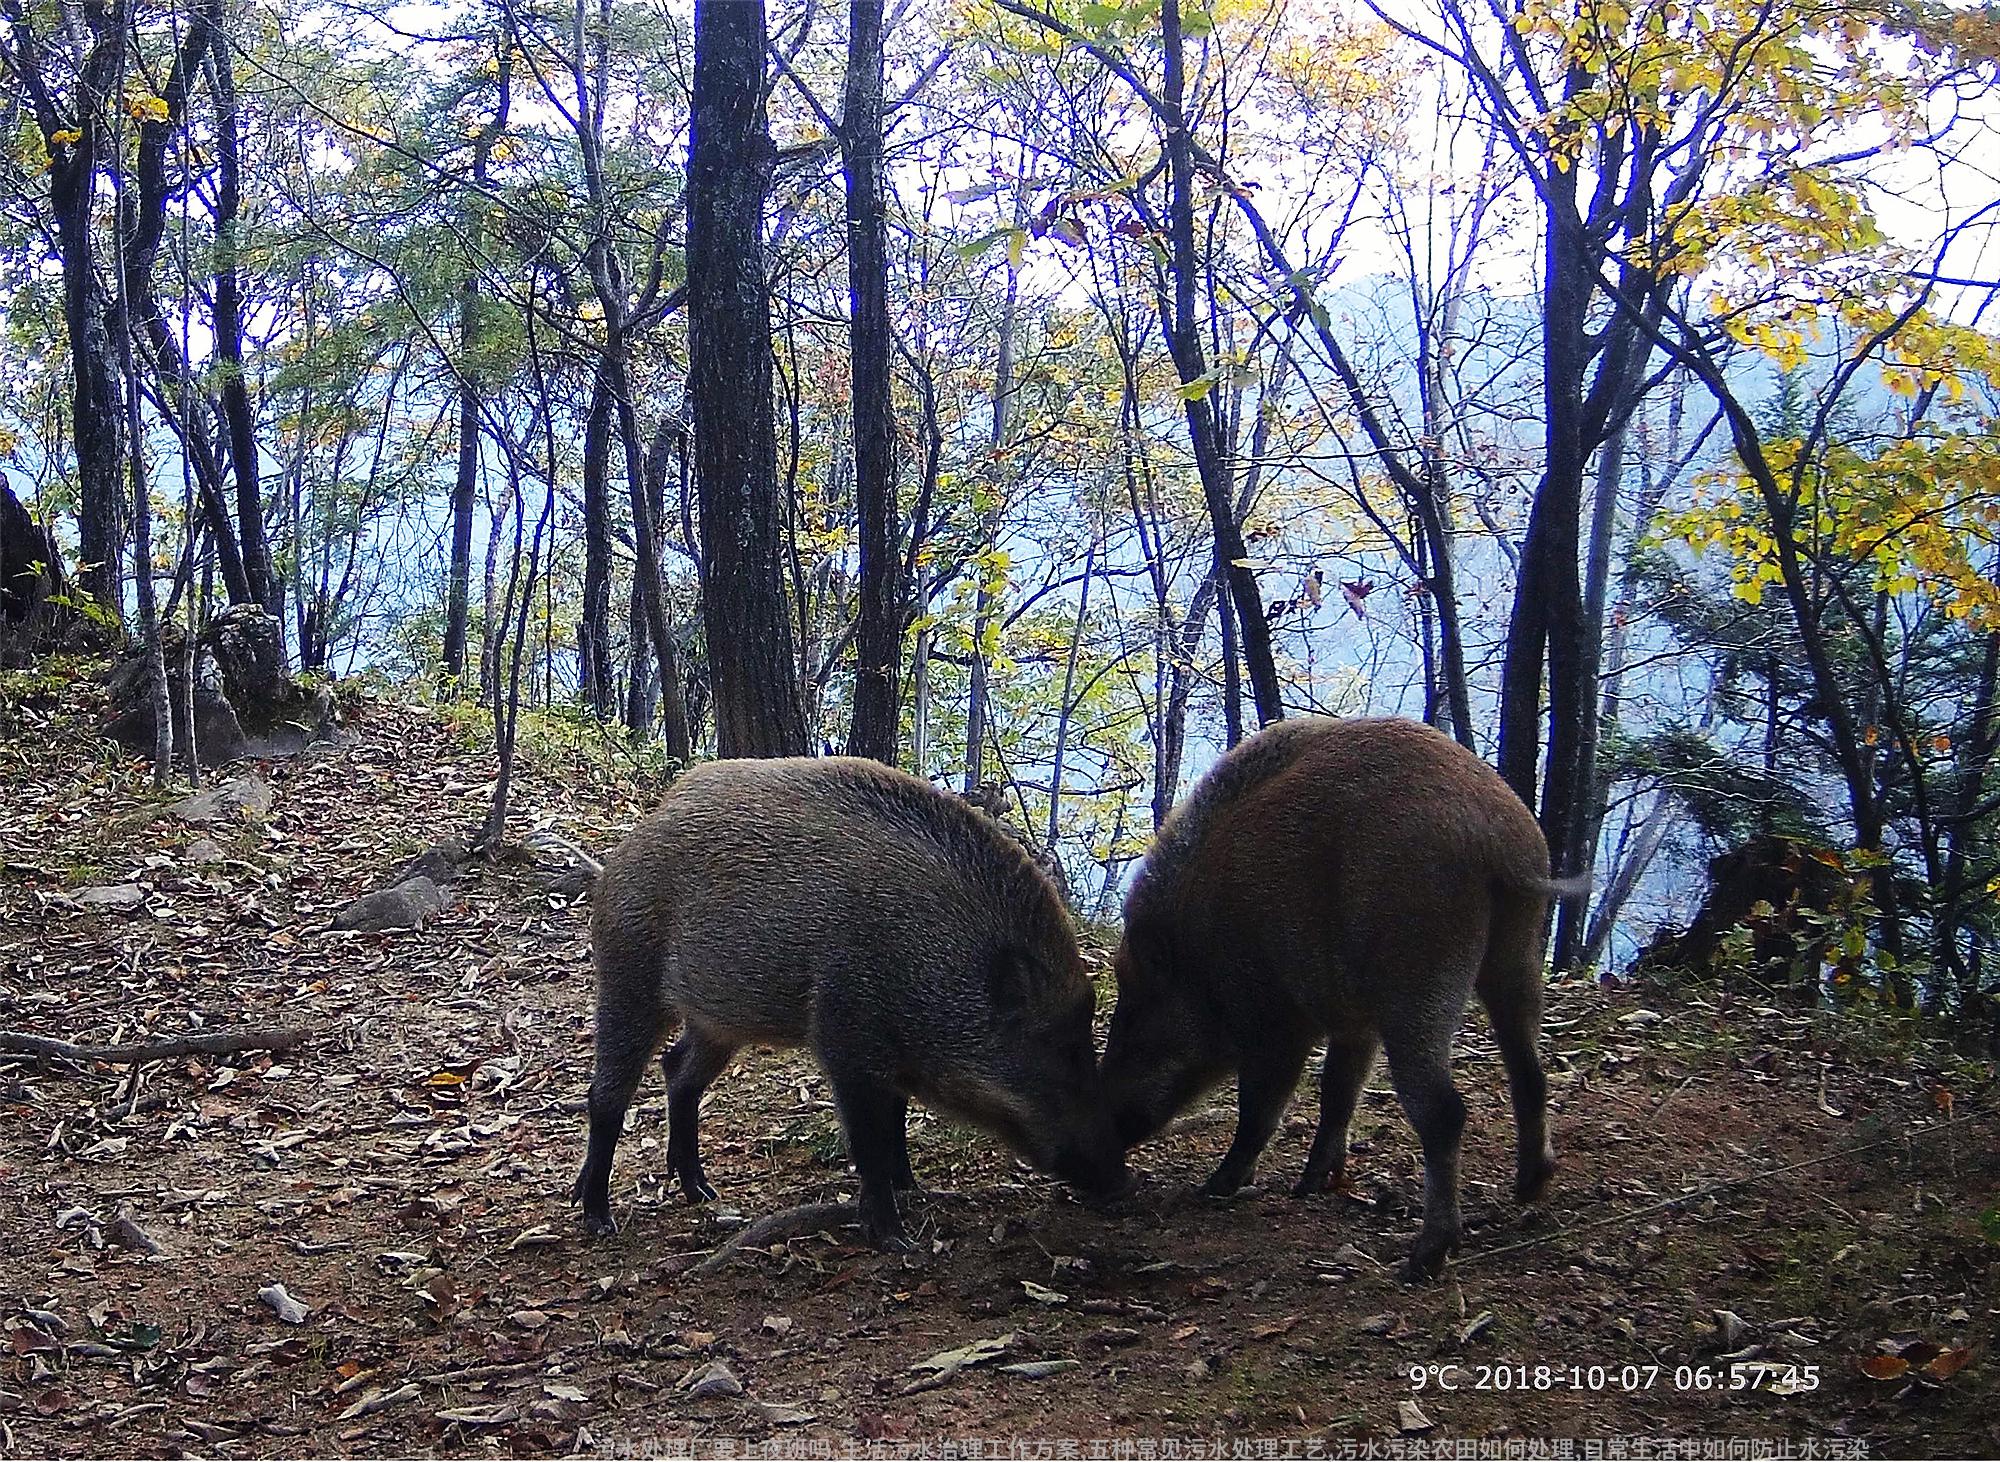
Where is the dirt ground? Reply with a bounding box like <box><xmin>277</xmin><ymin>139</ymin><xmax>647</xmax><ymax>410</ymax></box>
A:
<box><xmin>2</xmin><ymin>690</ymin><xmax>1996</xmax><ymax>1459</ymax></box>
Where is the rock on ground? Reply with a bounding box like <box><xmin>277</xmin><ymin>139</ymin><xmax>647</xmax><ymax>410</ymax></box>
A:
<box><xmin>331</xmin><ymin>875</ymin><xmax>444</xmax><ymax>932</ymax></box>
<box><xmin>168</xmin><ymin>774</ymin><xmax>275</xmax><ymax>826</ymax></box>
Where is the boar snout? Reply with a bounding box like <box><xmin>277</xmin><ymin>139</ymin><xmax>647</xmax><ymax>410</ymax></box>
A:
<box><xmin>1048</xmin><ymin>1139</ymin><xmax>1132</xmax><ymax>1203</ymax></box>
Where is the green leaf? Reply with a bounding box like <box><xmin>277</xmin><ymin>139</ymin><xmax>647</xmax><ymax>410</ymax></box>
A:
<box><xmin>955</xmin><ymin>227</ymin><xmax>1015</xmax><ymax>261</ymax></box>
<box><xmin>1175</xmin><ymin>374</ymin><xmax>1217</xmax><ymax>401</ymax></box>
<box><xmin>1180</xmin><ymin>6</ymin><xmax>1215</xmax><ymax>37</ymax></box>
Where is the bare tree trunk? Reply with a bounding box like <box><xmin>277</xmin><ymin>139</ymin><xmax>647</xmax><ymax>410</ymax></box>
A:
<box><xmin>1581</xmin><ymin>788</ymin><xmax>1673</xmax><ymax>974</ymax></box>
<box><xmin>1046</xmin><ymin>537</ymin><xmax>1097</xmax><ymax>851</ymax></box>
<box><xmin>17</xmin><ymin>0</ymin><xmax>135</xmax><ymax>623</ymax></box>
<box><xmin>689</xmin><ymin>0</ymin><xmax>807</xmax><ymax>757</ymax></box>
<box><xmin>1160</xmin><ymin>0</ymin><xmax>1279</xmax><ymax>727</ymax></box>
<box><xmin>612</xmin><ymin>372</ymin><xmax>692</xmax><ymax>758</ymax></box>
<box><xmin>442</xmin><ymin>21</ymin><xmax>510</xmax><ymax>681</ymax></box>
<box><xmin>1216</xmin><ymin>574</ymin><xmax>1242</xmax><ymax>745</ymax></box>
<box><xmin>477</xmin><ymin>485</ymin><xmax>506</xmax><ymax>700</ymax></box>
<box><xmin>1552</xmin><ymin>372</ymin><xmax>1643</xmax><ymax>969</ymax></box>
<box><xmin>624</xmin><ymin>420</ymin><xmax>676</xmax><ymax>737</ymax></box>
<box><xmin>484</xmin><ymin>461</ymin><xmax>555</xmax><ymax>848</ymax></box>
<box><xmin>1155</xmin><ymin>577</ymin><xmax>1219</xmax><ymax>820</ymax></box>
<box><xmin>965</xmin><ymin>246</ymin><xmax>1020</xmax><ymax>794</ymax></box>
<box><xmin>840</xmin><ymin>0</ymin><xmax>901</xmax><ymax>764</ymax></box>
<box><xmin>443</xmin><ymin>286</ymin><xmax>483</xmax><ymax>684</ymax></box>
<box><xmin>577</xmin><ymin>372</ymin><xmax>618</xmax><ymax>715</ymax></box>
<box><xmin>207</xmin><ymin>3</ymin><xmax>279</xmax><ymax>626</ymax></box>
<box><xmin>109</xmin><ymin>85</ymin><xmax>168</xmax><ymax>783</ymax></box>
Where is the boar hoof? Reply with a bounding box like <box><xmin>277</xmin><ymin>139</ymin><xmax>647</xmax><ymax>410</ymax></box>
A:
<box><xmin>857</xmin><ymin>1199</ymin><xmax>910</xmax><ymax>1252</ymax></box>
<box><xmin>582</xmin><ymin>1211</ymin><xmax>619</xmax><ymax>1238</ymax></box>
<box><xmin>1401</xmin><ymin>1237</ymin><xmax>1456</xmax><ymax>1284</ymax></box>
<box><xmin>1290</xmin><ymin>1171</ymin><xmax>1334</xmax><ymax>1200</ymax></box>
<box><xmin>678</xmin><ymin>1174</ymin><xmax>719</xmax><ymax>1204</ymax></box>
<box><xmin>1197</xmin><ymin>1175</ymin><xmax>1249</xmax><ymax>1199</ymax></box>
<box><xmin>1514</xmin><ymin>1153</ymin><xmax>1556</xmax><ymax>1206</ymax></box>
<box><xmin>861</xmin><ymin>1220</ymin><xmax>912</xmax><ymax>1253</ymax></box>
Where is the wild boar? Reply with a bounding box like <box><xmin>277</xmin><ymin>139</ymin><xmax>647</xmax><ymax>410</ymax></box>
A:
<box><xmin>573</xmin><ymin>756</ymin><xmax>1129</xmax><ymax>1247</ymax></box>
<box><xmin>1100</xmin><ymin>716</ymin><xmax>1561</xmax><ymax>1280</ymax></box>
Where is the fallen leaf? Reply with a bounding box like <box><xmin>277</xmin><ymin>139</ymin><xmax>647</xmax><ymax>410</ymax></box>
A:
<box><xmin>684</xmin><ymin>1359</ymin><xmax>742</xmax><ymax>1399</ymax></box>
<box><xmin>1925</xmin><ymin>1347</ymin><xmax>1973</xmax><ymax>1381</ymax></box>
<box><xmin>257</xmin><ymin>1283</ymin><xmax>309</xmax><ymax>1325</ymax></box>
<box><xmin>1021</xmin><ymin>1280</ymin><xmax>1068</xmax><ymax>1306</ymax></box>
<box><xmin>1397</xmin><ymin>1399</ymin><xmax>1436</xmax><ymax>1435</ymax></box>
<box><xmin>910</xmin><ymin>1333</ymin><xmax>1018</xmax><ymax>1376</ymax></box>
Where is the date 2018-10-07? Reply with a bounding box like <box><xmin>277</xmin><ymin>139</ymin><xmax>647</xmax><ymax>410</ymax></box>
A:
<box><xmin>1407</xmin><ymin>1364</ymin><xmax>1822</xmax><ymax>1394</ymax></box>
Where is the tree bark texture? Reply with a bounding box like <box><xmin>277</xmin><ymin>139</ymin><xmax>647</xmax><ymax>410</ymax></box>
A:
<box><xmin>689</xmin><ymin>0</ymin><xmax>808</xmax><ymax>757</ymax></box>
<box><xmin>840</xmin><ymin>0</ymin><xmax>902</xmax><ymax>764</ymax></box>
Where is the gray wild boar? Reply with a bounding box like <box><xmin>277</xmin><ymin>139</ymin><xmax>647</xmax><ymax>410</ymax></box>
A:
<box><xmin>1100</xmin><ymin>716</ymin><xmax>1561</xmax><ymax>1280</ymax></box>
<box><xmin>574</xmin><ymin>756</ymin><xmax>1129</xmax><ymax>1247</ymax></box>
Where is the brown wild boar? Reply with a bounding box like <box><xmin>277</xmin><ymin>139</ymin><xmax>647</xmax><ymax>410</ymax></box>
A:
<box><xmin>573</xmin><ymin>756</ymin><xmax>1128</xmax><ymax>1247</ymax></box>
<box><xmin>1100</xmin><ymin>716</ymin><xmax>1561</xmax><ymax>1280</ymax></box>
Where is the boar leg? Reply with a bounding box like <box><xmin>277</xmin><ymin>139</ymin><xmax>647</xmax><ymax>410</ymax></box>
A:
<box><xmin>1293</xmin><ymin>1032</ymin><xmax>1379</xmax><ymax>1197</ymax></box>
<box><xmin>662</xmin><ymin>1027</ymin><xmax>736</xmax><ymax>1203</ymax></box>
<box><xmin>1477</xmin><ymin>898</ymin><xmax>1556</xmax><ymax>1205</ymax></box>
<box><xmin>828</xmin><ymin>1071</ymin><xmax>912</xmax><ymax>1249</ymax></box>
<box><xmin>575</xmin><ymin>977</ymin><xmax>671</xmax><ymax>1237</ymax></box>
<box><xmin>1382</xmin><ymin>1031</ymin><xmax>1468</xmax><ymax>1281</ymax></box>
<box><xmin>1198</xmin><ymin>1037</ymin><xmax>1312</xmax><ymax>1197</ymax></box>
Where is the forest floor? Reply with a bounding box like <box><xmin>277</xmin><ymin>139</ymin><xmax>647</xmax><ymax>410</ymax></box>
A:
<box><xmin>1</xmin><ymin>682</ymin><xmax>1997</xmax><ymax>1459</ymax></box>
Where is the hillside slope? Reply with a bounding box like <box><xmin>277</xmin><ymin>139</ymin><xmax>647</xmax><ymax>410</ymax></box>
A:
<box><xmin>1</xmin><ymin>687</ymin><xmax>1994</xmax><ymax>1456</ymax></box>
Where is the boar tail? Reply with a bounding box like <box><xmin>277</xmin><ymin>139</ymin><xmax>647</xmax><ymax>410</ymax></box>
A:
<box><xmin>1534</xmin><ymin>872</ymin><xmax>1593</xmax><ymax>900</ymax></box>
<box><xmin>526</xmin><ymin>829</ymin><xmax>605</xmax><ymax>885</ymax></box>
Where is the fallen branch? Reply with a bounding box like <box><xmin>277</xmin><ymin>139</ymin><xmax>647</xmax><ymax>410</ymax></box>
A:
<box><xmin>0</xmin><ymin>1025</ymin><xmax>311</xmax><ymax>1067</ymax></box>
<box><xmin>693</xmin><ymin>1201</ymin><xmax>859</xmax><ymax>1274</ymax></box>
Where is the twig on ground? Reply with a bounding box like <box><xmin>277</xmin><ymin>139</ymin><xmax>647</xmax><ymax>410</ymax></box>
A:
<box><xmin>0</xmin><ymin>1025</ymin><xmax>312</xmax><ymax>1068</ymax></box>
<box><xmin>693</xmin><ymin>1202</ymin><xmax>860</xmax><ymax>1274</ymax></box>
<box><xmin>415</xmin><ymin>1360</ymin><xmax>548</xmax><ymax>1387</ymax></box>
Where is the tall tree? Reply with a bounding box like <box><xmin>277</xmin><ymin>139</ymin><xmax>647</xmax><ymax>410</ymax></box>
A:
<box><xmin>841</xmin><ymin>0</ymin><xmax>901</xmax><ymax>763</ymax></box>
<box><xmin>442</xmin><ymin>21</ymin><xmax>511</xmax><ymax>683</ymax></box>
<box><xmin>206</xmin><ymin>1</ymin><xmax>280</xmax><ymax>622</ymax></box>
<box><xmin>1156</xmin><ymin>0</ymin><xmax>1281</xmax><ymax>729</ymax></box>
<box><xmin>688</xmin><ymin>0</ymin><xmax>807</xmax><ymax>756</ymax></box>
<box><xmin>2</xmin><ymin>0</ymin><xmax>130</xmax><ymax>619</ymax></box>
